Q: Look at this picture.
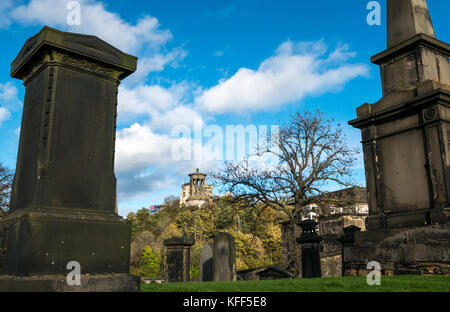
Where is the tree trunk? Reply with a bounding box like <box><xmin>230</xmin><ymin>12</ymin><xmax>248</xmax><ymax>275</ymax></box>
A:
<box><xmin>281</xmin><ymin>220</ymin><xmax>302</xmax><ymax>277</ymax></box>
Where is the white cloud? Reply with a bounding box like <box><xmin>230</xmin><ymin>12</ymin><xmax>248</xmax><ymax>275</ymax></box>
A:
<box><xmin>195</xmin><ymin>40</ymin><xmax>369</xmax><ymax>114</ymax></box>
<box><xmin>118</xmin><ymin>85</ymin><xmax>177</xmax><ymax>120</ymax></box>
<box><xmin>129</xmin><ymin>47</ymin><xmax>188</xmax><ymax>83</ymax></box>
<box><xmin>115</xmin><ymin>123</ymin><xmax>180</xmax><ymax>172</ymax></box>
<box><xmin>9</xmin><ymin>0</ymin><xmax>172</xmax><ymax>53</ymax></box>
<box><xmin>0</xmin><ymin>107</ymin><xmax>11</xmax><ymax>126</ymax></box>
<box><xmin>0</xmin><ymin>0</ymin><xmax>14</xmax><ymax>29</ymax></box>
<box><xmin>151</xmin><ymin>106</ymin><xmax>204</xmax><ymax>131</ymax></box>
<box><xmin>115</xmin><ymin>122</ymin><xmax>216</xmax><ymax>172</ymax></box>
<box><xmin>114</xmin><ymin>122</ymin><xmax>219</xmax><ymax>201</ymax></box>
<box><xmin>0</xmin><ymin>82</ymin><xmax>21</xmax><ymax>126</ymax></box>
<box><xmin>0</xmin><ymin>82</ymin><xmax>21</xmax><ymax>105</ymax></box>
<box><xmin>117</xmin><ymin>82</ymin><xmax>198</xmax><ymax>129</ymax></box>
<box><xmin>4</xmin><ymin>0</ymin><xmax>186</xmax><ymax>80</ymax></box>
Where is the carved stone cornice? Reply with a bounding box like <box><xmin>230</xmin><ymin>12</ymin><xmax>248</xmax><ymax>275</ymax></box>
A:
<box><xmin>11</xmin><ymin>26</ymin><xmax>137</xmax><ymax>81</ymax></box>
<box><xmin>54</xmin><ymin>50</ymin><xmax>123</xmax><ymax>80</ymax></box>
<box><xmin>20</xmin><ymin>49</ymin><xmax>124</xmax><ymax>83</ymax></box>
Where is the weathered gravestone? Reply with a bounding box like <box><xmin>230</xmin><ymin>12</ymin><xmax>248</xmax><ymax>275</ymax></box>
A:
<box><xmin>199</xmin><ymin>242</ymin><xmax>213</xmax><ymax>282</ymax></box>
<box><xmin>0</xmin><ymin>26</ymin><xmax>139</xmax><ymax>291</ymax></box>
<box><xmin>346</xmin><ymin>0</ymin><xmax>450</xmax><ymax>275</ymax></box>
<box><xmin>163</xmin><ymin>236</ymin><xmax>195</xmax><ymax>282</ymax></box>
<box><xmin>296</xmin><ymin>220</ymin><xmax>322</xmax><ymax>278</ymax></box>
<box><xmin>213</xmin><ymin>232</ymin><xmax>236</xmax><ymax>281</ymax></box>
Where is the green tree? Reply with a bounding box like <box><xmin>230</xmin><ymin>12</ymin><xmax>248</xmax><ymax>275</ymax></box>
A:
<box><xmin>0</xmin><ymin>163</ymin><xmax>13</xmax><ymax>218</ymax></box>
<box><xmin>141</xmin><ymin>246</ymin><xmax>161</xmax><ymax>277</ymax></box>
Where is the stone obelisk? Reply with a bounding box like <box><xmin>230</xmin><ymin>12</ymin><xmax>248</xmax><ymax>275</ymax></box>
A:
<box><xmin>346</xmin><ymin>0</ymin><xmax>450</xmax><ymax>275</ymax></box>
<box><xmin>0</xmin><ymin>26</ymin><xmax>139</xmax><ymax>291</ymax></box>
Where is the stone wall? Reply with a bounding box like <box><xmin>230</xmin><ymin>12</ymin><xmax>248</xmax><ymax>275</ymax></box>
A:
<box><xmin>343</xmin><ymin>223</ymin><xmax>450</xmax><ymax>276</ymax></box>
<box><xmin>320</xmin><ymin>234</ymin><xmax>342</xmax><ymax>277</ymax></box>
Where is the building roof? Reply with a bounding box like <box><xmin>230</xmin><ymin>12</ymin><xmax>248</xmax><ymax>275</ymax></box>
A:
<box><xmin>286</xmin><ymin>186</ymin><xmax>368</xmax><ymax>206</ymax></box>
<box><xmin>237</xmin><ymin>265</ymin><xmax>294</xmax><ymax>277</ymax></box>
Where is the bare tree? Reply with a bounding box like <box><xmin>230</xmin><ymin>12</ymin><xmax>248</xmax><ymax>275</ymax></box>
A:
<box><xmin>0</xmin><ymin>163</ymin><xmax>13</xmax><ymax>218</ymax></box>
<box><xmin>212</xmin><ymin>109</ymin><xmax>360</xmax><ymax>223</ymax></box>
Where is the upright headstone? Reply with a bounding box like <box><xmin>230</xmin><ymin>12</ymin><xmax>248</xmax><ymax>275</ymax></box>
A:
<box><xmin>163</xmin><ymin>236</ymin><xmax>195</xmax><ymax>283</ymax></box>
<box><xmin>0</xmin><ymin>26</ymin><xmax>139</xmax><ymax>291</ymax></box>
<box><xmin>213</xmin><ymin>232</ymin><xmax>236</xmax><ymax>282</ymax></box>
<box><xmin>199</xmin><ymin>242</ymin><xmax>213</xmax><ymax>282</ymax></box>
<box><xmin>339</xmin><ymin>225</ymin><xmax>361</xmax><ymax>276</ymax></box>
<box><xmin>346</xmin><ymin>0</ymin><xmax>450</xmax><ymax>275</ymax></box>
<box><xmin>296</xmin><ymin>220</ymin><xmax>322</xmax><ymax>278</ymax></box>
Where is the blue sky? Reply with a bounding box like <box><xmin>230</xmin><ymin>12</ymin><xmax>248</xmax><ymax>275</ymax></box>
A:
<box><xmin>0</xmin><ymin>0</ymin><xmax>449</xmax><ymax>216</ymax></box>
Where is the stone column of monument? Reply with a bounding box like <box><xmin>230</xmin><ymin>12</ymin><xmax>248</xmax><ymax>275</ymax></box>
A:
<box><xmin>350</xmin><ymin>0</ymin><xmax>450</xmax><ymax>229</ymax></box>
<box><xmin>346</xmin><ymin>0</ymin><xmax>450</xmax><ymax>275</ymax></box>
<box><xmin>0</xmin><ymin>26</ymin><xmax>139</xmax><ymax>291</ymax></box>
<box><xmin>296</xmin><ymin>220</ymin><xmax>322</xmax><ymax>278</ymax></box>
<box><xmin>163</xmin><ymin>236</ymin><xmax>195</xmax><ymax>282</ymax></box>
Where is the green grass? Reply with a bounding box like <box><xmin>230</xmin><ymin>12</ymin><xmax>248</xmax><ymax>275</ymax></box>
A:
<box><xmin>141</xmin><ymin>275</ymin><xmax>450</xmax><ymax>292</ymax></box>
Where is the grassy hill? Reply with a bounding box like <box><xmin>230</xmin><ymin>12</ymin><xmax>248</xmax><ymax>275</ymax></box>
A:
<box><xmin>142</xmin><ymin>275</ymin><xmax>450</xmax><ymax>292</ymax></box>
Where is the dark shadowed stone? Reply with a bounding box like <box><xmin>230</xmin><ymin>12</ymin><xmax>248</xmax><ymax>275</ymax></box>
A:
<box><xmin>199</xmin><ymin>242</ymin><xmax>213</xmax><ymax>282</ymax></box>
<box><xmin>0</xmin><ymin>273</ymin><xmax>140</xmax><ymax>292</ymax></box>
<box><xmin>163</xmin><ymin>236</ymin><xmax>195</xmax><ymax>283</ymax></box>
<box><xmin>387</xmin><ymin>0</ymin><xmax>435</xmax><ymax>49</ymax></box>
<box><xmin>296</xmin><ymin>220</ymin><xmax>322</xmax><ymax>278</ymax></box>
<box><xmin>347</xmin><ymin>0</ymin><xmax>450</xmax><ymax>276</ymax></box>
<box><xmin>213</xmin><ymin>232</ymin><xmax>236</xmax><ymax>282</ymax></box>
<box><xmin>0</xmin><ymin>26</ymin><xmax>138</xmax><ymax>291</ymax></box>
<box><xmin>349</xmin><ymin>0</ymin><xmax>450</xmax><ymax>230</ymax></box>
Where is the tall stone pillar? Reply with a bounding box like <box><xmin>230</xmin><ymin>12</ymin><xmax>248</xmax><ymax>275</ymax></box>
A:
<box><xmin>346</xmin><ymin>0</ymin><xmax>450</xmax><ymax>275</ymax></box>
<box><xmin>0</xmin><ymin>26</ymin><xmax>139</xmax><ymax>291</ymax></box>
<box><xmin>349</xmin><ymin>0</ymin><xmax>450</xmax><ymax>230</ymax></box>
<box><xmin>296</xmin><ymin>220</ymin><xmax>322</xmax><ymax>278</ymax></box>
<box><xmin>163</xmin><ymin>236</ymin><xmax>195</xmax><ymax>282</ymax></box>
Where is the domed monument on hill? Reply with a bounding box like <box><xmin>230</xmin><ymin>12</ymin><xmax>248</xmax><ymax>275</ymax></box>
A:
<box><xmin>180</xmin><ymin>169</ymin><xmax>213</xmax><ymax>208</ymax></box>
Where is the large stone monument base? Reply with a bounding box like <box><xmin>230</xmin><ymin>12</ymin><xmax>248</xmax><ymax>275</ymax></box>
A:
<box><xmin>0</xmin><ymin>208</ymin><xmax>140</xmax><ymax>291</ymax></box>
<box><xmin>0</xmin><ymin>26</ymin><xmax>140</xmax><ymax>291</ymax></box>
<box><xmin>343</xmin><ymin>223</ymin><xmax>450</xmax><ymax>276</ymax></box>
<box><xmin>0</xmin><ymin>273</ymin><xmax>140</xmax><ymax>292</ymax></box>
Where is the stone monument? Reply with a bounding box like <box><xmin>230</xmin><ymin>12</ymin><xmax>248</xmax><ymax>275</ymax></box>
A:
<box><xmin>296</xmin><ymin>220</ymin><xmax>322</xmax><ymax>278</ymax></box>
<box><xmin>163</xmin><ymin>236</ymin><xmax>195</xmax><ymax>282</ymax></box>
<box><xmin>346</xmin><ymin>0</ymin><xmax>450</xmax><ymax>275</ymax></box>
<box><xmin>0</xmin><ymin>26</ymin><xmax>139</xmax><ymax>291</ymax></box>
<box><xmin>213</xmin><ymin>232</ymin><xmax>236</xmax><ymax>281</ymax></box>
<box><xmin>180</xmin><ymin>169</ymin><xmax>213</xmax><ymax>208</ymax></box>
<box><xmin>199</xmin><ymin>242</ymin><xmax>213</xmax><ymax>282</ymax></box>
